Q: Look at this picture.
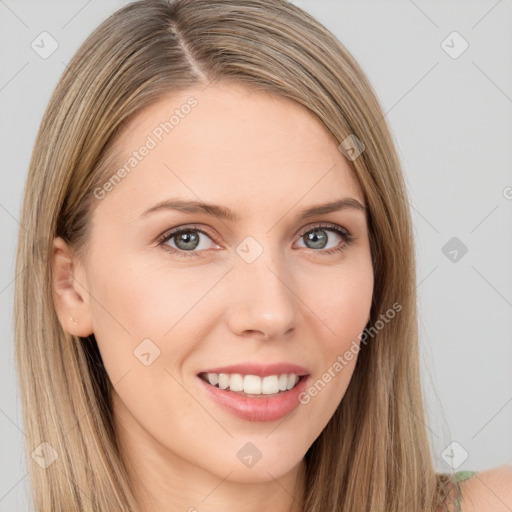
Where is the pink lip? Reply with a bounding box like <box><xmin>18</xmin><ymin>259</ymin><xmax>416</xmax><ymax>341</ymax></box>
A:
<box><xmin>196</xmin><ymin>373</ymin><xmax>310</xmax><ymax>423</ymax></box>
<box><xmin>198</xmin><ymin>362</ymin><xmax>310</xmax><ymax>377</ymax></box>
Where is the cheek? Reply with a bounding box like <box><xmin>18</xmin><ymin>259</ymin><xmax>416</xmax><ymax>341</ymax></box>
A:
<box><xmin>296</xmin><ymin>259</ymin><xmax>373</xmax><ymax>423</ymax></box>
<box><xmin>310</xmin><ymin>256</ymin><xmax>373</xmax><ymax>346</ymax></box>
<box><xmin>86</xmin><ymin>257</ymin><xmax>226</xmax><ymax>388</ymax></box>
<box><xmin>88</xmin><ymin>256</ymin><xmax>199</xmax><ymax>337</ymax></box>
<box><xmin>86</xmin><ymin>261</ymin><xmax>204</xmax><ymax>436</ymax></box>
<box><xmin>84</xmin><ymin>260</ymin><xmax>171</xmax><ymax>384</ymax></box>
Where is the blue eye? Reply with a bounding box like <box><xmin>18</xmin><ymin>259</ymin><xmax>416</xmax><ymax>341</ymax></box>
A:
<box><xmin>157</xmin><ymin>224</ymin><xmax>216</xmax><ymax>258</ymax></box>
<box><xmin>296</xmin><ymin>223</ymin><xmax>354</xmax><ymax>255</ymax></box>
<box><xmin>157</xmin><ymin>222</ymin><xmax>354</xmax><ymax>259</ymax></box>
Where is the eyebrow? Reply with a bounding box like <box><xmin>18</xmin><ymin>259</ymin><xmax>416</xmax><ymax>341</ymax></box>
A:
<box><xmin>140</xmin><ymin>197</ymin><xmax>366</xmax><ymax>221</ymax></box>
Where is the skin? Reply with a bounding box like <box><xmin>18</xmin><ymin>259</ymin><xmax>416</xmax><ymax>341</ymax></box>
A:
<box><xmin>52</xmin><ymin>81</ymin><xmax>375</xmax><ymax>512</ymax></box>
<box><xmin>448</xmin><ymin>467</ymin><xmax>512</xmax><ymax>512</ymax></box>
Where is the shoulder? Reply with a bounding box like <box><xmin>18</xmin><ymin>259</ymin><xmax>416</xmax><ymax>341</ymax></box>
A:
<box><xmin>458</xmin><ymin>465</ymin><xmax>512</xmax><ymax>512</ymax></box>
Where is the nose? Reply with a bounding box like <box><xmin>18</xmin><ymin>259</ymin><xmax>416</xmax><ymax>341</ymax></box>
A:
<box><xmin>225</xmin><ymin>245</ymin><xmax>298</xmax><ymax>342</ymax></box>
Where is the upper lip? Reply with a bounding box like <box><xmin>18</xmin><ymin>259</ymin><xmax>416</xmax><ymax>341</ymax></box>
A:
<box><xmin>198</xmin><ymin>362</ymin><xmax>310</xmax><ymax>377</ymax></box>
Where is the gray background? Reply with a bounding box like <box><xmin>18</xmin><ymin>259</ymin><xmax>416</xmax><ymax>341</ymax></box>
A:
<box><xmin>1</xmin><ymin>0</ymin><xmax>511</xmax><ymax>509</ymax></box>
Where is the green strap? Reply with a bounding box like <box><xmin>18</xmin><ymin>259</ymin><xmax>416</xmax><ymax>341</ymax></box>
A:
<box><xmin>452</xmin><ymin>470</ymin><xmax>477</xmax><ymax>511</ymax></box>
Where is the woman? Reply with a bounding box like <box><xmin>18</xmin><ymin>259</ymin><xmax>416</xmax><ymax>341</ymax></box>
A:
<box><xmin>14</xmin><ymin>0</ymin><xmax>512</xmax><ymax>510</ymax></box>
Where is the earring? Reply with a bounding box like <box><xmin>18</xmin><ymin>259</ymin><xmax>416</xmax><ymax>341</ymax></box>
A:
<box><xmin>69</xmin><ymin>316</ymin><xmax>78</xmax><ymax>326</ymax></box>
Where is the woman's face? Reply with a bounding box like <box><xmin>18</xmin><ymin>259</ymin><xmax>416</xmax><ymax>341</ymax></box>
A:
<box><xmin>54</xmin><ymin>82</ymin><xmax>373</xmax><ymax>493</ymax></box>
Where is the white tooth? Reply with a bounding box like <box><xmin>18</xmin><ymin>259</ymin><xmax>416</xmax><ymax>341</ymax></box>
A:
<box><xmin>278</xmin><ymin>373</ymin><xmax>288</xmax><ymax>391</ymax></box>
<box><xmin>229</xmin><ymin>373</ymin><xmax>244</xmax><ymax>392</ymax></box>
<box><xmin>261</xmin><ymin>375</ymin><xmax>280</xmax><ymax>394</ymax></box>
<box><xmin>286</xmin><ymin>373</ymin><xmax>297</xmax><ymax>390</ymax></box>
<box><xmin>243</xmin><ymin>374</ymin><xmax>262</xmax><ymax>394</ymax></box>
<box><xmin>207</xmin><ymin>372</ymin><xmax>300</xmax><ymax>394</ymax></box>
<box><xmin>218</xmin><ymin>373</ymin><xmax>229</xmax><ymax>389</ymax></box>
<box><xmin>207</xmin><ymin>373</ymin><xmax>219</xmax><ymax>386</ymax></box>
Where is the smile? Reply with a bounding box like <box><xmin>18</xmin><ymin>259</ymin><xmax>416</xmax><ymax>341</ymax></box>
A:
<box><xmin>196</xmin><ymin>363</ymin><xmax>311</xmax><ymax>422</ymax></box>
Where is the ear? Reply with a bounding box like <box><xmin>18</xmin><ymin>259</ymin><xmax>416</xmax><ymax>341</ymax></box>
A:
<box><xmin>51</xmin><ymin>236</ymin><xmax>94</xmax><ymax>337</ymax></box>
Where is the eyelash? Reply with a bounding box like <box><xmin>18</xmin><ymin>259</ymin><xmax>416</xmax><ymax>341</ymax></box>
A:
<box><xmin>156</xmin><ymin>222</ymin><xmax>354</xmax><ymax>259</ymax></box>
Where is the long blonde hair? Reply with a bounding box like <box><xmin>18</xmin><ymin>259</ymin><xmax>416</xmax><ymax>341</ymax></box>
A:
<box><xmin>14</xmin><ymin>0</ymin><xmax>455</xmax><ymax>510</ymax></box>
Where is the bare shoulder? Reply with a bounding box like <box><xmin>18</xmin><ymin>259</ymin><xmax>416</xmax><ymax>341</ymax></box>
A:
<box><xmin>459</xmin><ymin>465</ymin><xmax>512</xmax><ymax>512</ymax></box>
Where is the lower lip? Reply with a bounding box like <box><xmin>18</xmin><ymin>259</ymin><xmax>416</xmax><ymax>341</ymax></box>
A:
<box><xmin>197</xmin><ymin>375</ymin><xmax>309</xmax><ymax>422</ymax></box>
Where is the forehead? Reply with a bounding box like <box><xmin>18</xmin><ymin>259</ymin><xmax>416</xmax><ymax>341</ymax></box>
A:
<box><xmin>94</xmin><ymin>82</ymin><xmax>364</xmax><ymax>221</ymax></box>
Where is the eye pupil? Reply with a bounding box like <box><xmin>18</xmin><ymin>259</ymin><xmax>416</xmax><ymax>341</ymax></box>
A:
<box><xmin>176</xmin><ymin>231</ymin><xmax>199</xmax><ymax>250</ymax></box>
<box><xmin>305</xmin><ymin>228</ymin><xmax>328</xmax><ymax>249</ymax></box>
